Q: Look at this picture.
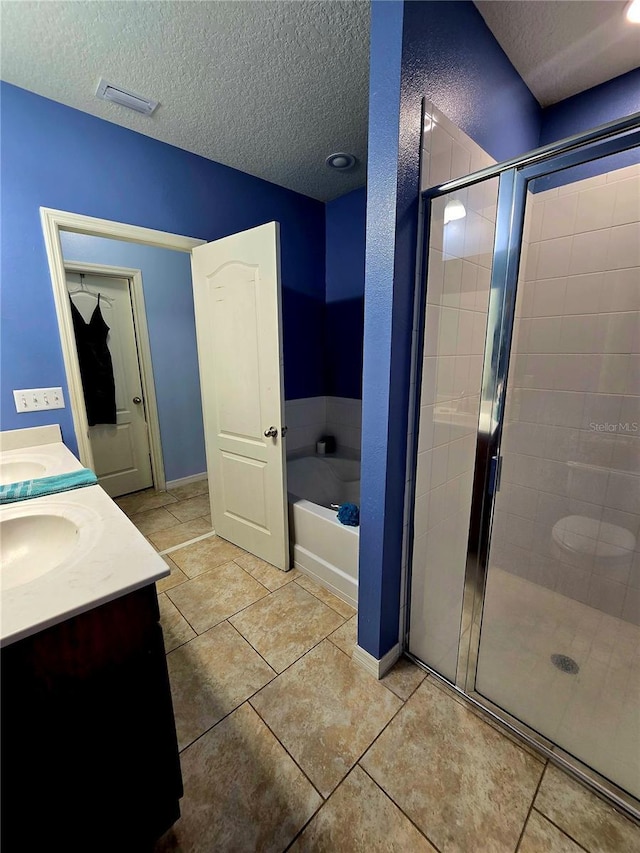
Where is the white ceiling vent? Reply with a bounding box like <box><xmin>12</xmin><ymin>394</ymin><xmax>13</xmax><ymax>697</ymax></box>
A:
<box><xmin>96</xmin><ymin>78</ymin><xmax>158</xmax><ymax>116</ymax></box>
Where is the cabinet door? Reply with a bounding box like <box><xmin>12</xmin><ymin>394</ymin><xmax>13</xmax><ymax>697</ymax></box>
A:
<box><xmin>1</xmin><ymin>586</ymin><xmax>182</xmax><ymax>851</ymax></box>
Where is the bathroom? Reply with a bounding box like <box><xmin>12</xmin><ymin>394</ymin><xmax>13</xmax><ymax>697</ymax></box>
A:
<box><xmin>2</xmin><ymin>1</ymin><xmax>640</xmax><ymax>850</ymax></box>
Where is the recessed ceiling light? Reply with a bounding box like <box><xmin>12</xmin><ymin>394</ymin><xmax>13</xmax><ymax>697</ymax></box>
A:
<box><xmin>626</xmin><ymin>0</ymin><xmax>640</xmax><ymax>23</ymax></box>
<box><xmin>326</xmin><ymin>152</ymin><xmax>356</xmax><ymax>170</ymax></box>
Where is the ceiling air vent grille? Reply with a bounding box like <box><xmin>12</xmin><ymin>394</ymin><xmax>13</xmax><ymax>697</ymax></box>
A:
<box><xmin>96</xmin><ymin>78</ymin><xmax>158</xmax><ymax>116</ymax></box>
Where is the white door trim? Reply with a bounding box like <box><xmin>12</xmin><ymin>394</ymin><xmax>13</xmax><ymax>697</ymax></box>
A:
<box><xmin>65</xmin><ymin>261</ymin><xmax>165</xmax><ymax>491</ymax></box>
<box><xmin>40</xmin><ymin>207</ymin><xmax>205</xmax><ymax>480</ymax></box>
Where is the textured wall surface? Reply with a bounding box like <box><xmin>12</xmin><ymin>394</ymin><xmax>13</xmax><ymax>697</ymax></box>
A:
<box><xmin>357</xmin><ymin>0</ymin><xmax>405</xmax><ymax>659</ymax></box>
<box><xmin>325</xmin><ymin>187</ymin><xmax>366</xmax><ymax>400</ymax></box>
<box><xmin>60</xmin><ymin>233</ymin><xmax>206</xmax><ymax>481</ymax></box>
<box><xmin>0</xmin><ymin>82</ymin><xmax>326</xmax><ymax>450</ymax></box>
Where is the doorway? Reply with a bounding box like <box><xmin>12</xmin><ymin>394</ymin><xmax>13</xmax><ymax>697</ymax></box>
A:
<box><xmin>407</xmin><ymin>111</ymin><xmax>640</xmax><ymax>815</ymax></box>
<box><xmin>41</xmin><ymin>208</ymin><xmax>204</xmax><ymax>493</ymax></box>
<box><xmin>43</xmin><ymin>208</ymin><xmax>290</xmax><ymax>571</ymax></box>
<box><xmin>66</xmin><ymin>268</ymin><xmax>154</xmax><ymax>498</ymax></box>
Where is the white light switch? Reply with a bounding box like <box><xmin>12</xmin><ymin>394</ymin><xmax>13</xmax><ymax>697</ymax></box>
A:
<box><xmin>13</xmin><ymin>387</ymin><xmax>65</xmax><ymax>413</ymax></box>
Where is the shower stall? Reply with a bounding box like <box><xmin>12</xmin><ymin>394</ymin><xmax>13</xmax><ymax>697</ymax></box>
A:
<box><xmin>407</xmin><ymin>104</ymin><xmax>640</xmax><ymax>816</ymax></box>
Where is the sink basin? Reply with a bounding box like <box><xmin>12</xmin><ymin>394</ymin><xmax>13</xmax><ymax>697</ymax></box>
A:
<box><xmin>0</xmin><ymin>461</ymin><xmax>47</xmax><ymax>485</ymax></box>
<box><xmin>0</xmin><ymin>500</ymin><xmax>103</xmax><ymax>594</ymax></box>
<box><xmin>0</xmin><ymin>441</ymin><xmax>85</xmax><ymax>489</ymax></box>
<box><xmin>1</xmin><ymin>514</ymin><xmax>81</xmax><ymax>590</ymax></box>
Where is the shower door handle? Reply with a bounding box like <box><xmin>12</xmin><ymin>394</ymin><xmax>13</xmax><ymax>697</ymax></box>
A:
<box><xmin>488</xmin><ymin>454</ymin><xmax>503</xmax><ymax>495</ymax></box>
<box><xmin>264</xmin><ymin>426</ymin><xmax>278</xmax><ymax>438</ymax></box>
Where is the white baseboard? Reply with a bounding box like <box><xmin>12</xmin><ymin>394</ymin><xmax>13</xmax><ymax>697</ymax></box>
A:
<box><xmin>352</xmin><ymin>642</ymin><xmax>401</xmax><ymax>679</ymax></box>
<box><xmin>165</xmin><ymin>472</ymin><xmax>207</xmax><ymax>489</ymax></box>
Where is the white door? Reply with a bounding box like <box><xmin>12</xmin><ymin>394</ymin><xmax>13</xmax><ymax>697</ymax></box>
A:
<box><xmin>67</xmin><ymin>272</ymin><xmax>153</xmax><ymax>498</ymax></box>
<box><xmin>191</xmin><ymin>222</ymin><xmax>289</xmax><ymax>570</ymax></box>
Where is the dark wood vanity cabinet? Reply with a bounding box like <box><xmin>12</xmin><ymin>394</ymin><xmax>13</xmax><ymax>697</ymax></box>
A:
<box><xmin>1</xmin><ymin>584</ymin><xmax>182</xmax><ymax>852</ymax></box>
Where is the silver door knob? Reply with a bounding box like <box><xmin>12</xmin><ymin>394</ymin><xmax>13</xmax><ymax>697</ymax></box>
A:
<box><xmin>133</xmin><ymin>396</ymin><xmax>142</xmax><ymax>404</ymax></box>
<box><xmin>264</xmin><ymin>426</ymin><xmax>278</xmax><ymax>438</ymax></box>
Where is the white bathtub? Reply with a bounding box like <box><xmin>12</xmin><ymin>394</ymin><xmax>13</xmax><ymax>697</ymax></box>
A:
<box><xmin>287</xmin><ymin>454</ymin><xmax>360</xmax><ymax>610</ymax></box>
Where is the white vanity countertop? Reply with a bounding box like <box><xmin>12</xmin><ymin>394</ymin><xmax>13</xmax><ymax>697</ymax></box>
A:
<box><xmin>0</xmin><ymin>429</ymin><xmax>169</xmax><ymax>647</ymax></box>
<box><xmin>0</xmin><ymin>437</ymin><xmax>85</xmax><ymax>483</ymax></box>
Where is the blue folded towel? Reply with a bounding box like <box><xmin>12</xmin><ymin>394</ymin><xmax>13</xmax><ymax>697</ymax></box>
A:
<box><xmin>0</xmin><ymin>468</ymin><xmax>98</xmax><ymax>504</ymax></box>
<box><xmin>337</xmin><ymin>502</ymin><xmax>359</xmax><ymax>526</ymax></box>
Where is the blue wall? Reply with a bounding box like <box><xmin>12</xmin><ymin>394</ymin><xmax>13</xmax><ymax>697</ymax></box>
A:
<box><xmin>0</xmin><ymin>82</ymin><xmax>326</xmax><ymax>453</ymax></box>
<box><xmin>535</xmin><ymin>69</ymin><xmax>640</xmax><ymax>192</ymax></box>
<box><xmin>60</xmin><ymin>233</ymin><xmax>205</xmax><ymax>482</ymax></box>
<box><xmin>325</xmin><ymin>187</ymin><xmax>366</xmax><ymax>399</ymax></box>
<box><xmin>358</xmin><ymin>0</ymin><xmax>542</xmax><ymax>659</ymax></box>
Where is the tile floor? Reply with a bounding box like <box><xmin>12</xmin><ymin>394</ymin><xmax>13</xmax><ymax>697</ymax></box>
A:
<box><xmin>119</xmin><ymin>484</ymin><xmax>640</xmax><ymax>852</ymax></box>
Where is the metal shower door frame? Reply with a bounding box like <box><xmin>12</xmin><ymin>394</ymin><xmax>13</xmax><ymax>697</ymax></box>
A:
<box><xmin>406</xmin><ymin>112</ymin><xmax>640</xmax><ymax>816</ymax></box>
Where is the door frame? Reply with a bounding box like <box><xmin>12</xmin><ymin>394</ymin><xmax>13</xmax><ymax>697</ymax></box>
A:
<box><xmin>65</xmin><ymin>260</ymin><xmax>162</xmax><ymax>491</ymax></box>
<box><xmin>40</xmin><ymin>207</ymin><xmax>204</xmax><ymax>488</ymax></box>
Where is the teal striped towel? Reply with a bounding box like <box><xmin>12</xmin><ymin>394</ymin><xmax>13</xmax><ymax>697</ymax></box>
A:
<box><xmin>0</xmin><ymin>468</ymin><xmax>98</xmax><ymax>504</ymax></box>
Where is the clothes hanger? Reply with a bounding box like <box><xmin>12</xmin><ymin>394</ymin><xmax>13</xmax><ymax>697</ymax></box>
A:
<box><xmin>68</xmin><ymin>273</ymin><xmax>114</xmax><ymax>305</ymax></box>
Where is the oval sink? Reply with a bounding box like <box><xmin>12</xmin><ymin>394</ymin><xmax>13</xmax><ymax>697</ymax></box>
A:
<box><xmin>1</xmin><ymin>514</ymin><xmax>80</xmax><ymax>590</ymax></box>
<box><xmin>0</xmin><ymin>461</ymin><xmax>47</xmax><ymax>485</ymax></box>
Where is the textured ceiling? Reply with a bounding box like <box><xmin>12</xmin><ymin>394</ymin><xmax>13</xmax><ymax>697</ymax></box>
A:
<box><xmin>2</xmin><ymin>2</ymin><xmax>638</xmax><ymax>202</ymax></box>
<box><xmin>0</xmin><ymin>0</ymin><xmax>370</xmax><ymax>201</ymax></box>
<box><xmin>475</xmin><ymin>1</ymin><xmax>640</xmax><ymax>107</ymax></box>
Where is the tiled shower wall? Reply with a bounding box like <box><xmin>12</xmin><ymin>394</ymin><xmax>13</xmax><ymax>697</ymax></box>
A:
<box><xmin>284</xmin><ymin>397</ymin><xmax>362</xmax><ymax>456</ymax></box>
<box><xmin>492</xmin><ymin>164</ymin><xmax>640</xmax><ymax>623</ymax></box>
<box><xmin>406</xmin><ymin>102</ymin><xmax>499</xmax><ymax>680</ymax></box>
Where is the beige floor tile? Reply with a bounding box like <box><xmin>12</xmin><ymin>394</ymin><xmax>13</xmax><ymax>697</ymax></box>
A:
<box><xmin>167</xmin><ymin>561</ymin><xmax>268</xmax><ymax>634</ymax></box>
<box><xmin>519</xmin><ymin>810</ymin><xmax>584</xmax><ymax>853</ymax></box>
<box><xmin>361</xmin><ymin>678</ymin><xmax>544</xmax><ymax>852</ymax></box>
<box><xmin>426</xmin><ymin>676</ymin><xmax>544</xmax><ymax>762</ymax></box>
<box><xmin>234</xmin><ymin>552</ymin><xmax>301</xmax><ymax>591</ymax></box>
<box><xmin>380</xmin><ymin>656</ymin><xmax>427</xmax><ymax>701</ymax></box>
<box><xmin>148</xmin><ymin>518</ymin><xmax>212</xmax><ymax>552</ymax></box>
<box><xmin>169</xmin><ymin>535</ymin><xmax>245</xmax><ymax>578</ymax></box>
<box><xmin>290</xmin><ymin>766</ymin><xmax>437</xmax><ymax>852</ymax></box>
<box><xmin>155</xmin><ymin>703</ymin><xmax>322</xmax><ymax>853</ymax></box>
<box><xmin>158</xmin><ymin>593</ymin><xmax>196</xmax><ymax>652</ymax></box>
<box><xmin>167</xmin><ymin>479</ymin><xmax>208</xmax><ymax>501</ymax></box>
<box><xmin>328</xmin><ymin>615</ymin><xmax>357</xmax><ymax>658</ymax></box>
<box><xmin>130</xmin><ymin>506</ymin><xmax>180</xmax><ymax>536</ymax></box>
<box><xmin>167</xmin><ymin>621</ymin><xmax>275</xmax><ymax>750</ymax></box>
<box><xmin>155</xmin><ymin>556</ymin><xmax>189</xmax><ymax>594</ymax></box>
<box><xmin>251</xmin><ymin>640</ymin><xmax>402</xmax><ymax>797</ymax></box>
<box><xmin>166</xmin><ymin>494</ymin><xmax>210</xmax><ymax>523</ymax></box>
<box><xmin>115</xmin><ymin>489</ymin><xmax>178</xmax><ymax>516</ymax></box>
<box><xmin>535</xmin><ymin>763</ymin><xmax>640</xmax><ymax>853</ymax></box>
<box><xmin>230</xmin><ymin>583</ymin><xmax>345</xmax><ymax>673</ymax></box>
<box><xmin>295</xmin><ymin>574</ymin><xmax>356</xmax><ymax>619</ymax></box>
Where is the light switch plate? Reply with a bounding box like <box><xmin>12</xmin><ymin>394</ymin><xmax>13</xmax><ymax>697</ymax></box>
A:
<box><xmin>13</xmin><ymin>387</ymin><xmax>65</xmax><ymax>413</ymax></box>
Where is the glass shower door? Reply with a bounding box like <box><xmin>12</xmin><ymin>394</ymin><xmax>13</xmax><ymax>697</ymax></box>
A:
<box><xmin>474</xmin><ymin>155</ymin><xmax>640</xmax><ymax>800</ymax></box>
<box><xmin>408</xmin><ymin>173</ymin><xmax>499</xmax><ymax>682</ymax></box>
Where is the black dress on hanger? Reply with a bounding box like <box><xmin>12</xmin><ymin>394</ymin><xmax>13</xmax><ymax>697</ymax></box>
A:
<box><xmin>69</xmin><ymin>293</ymin><xmax>117</xmax><ymax>426</ymax></box>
